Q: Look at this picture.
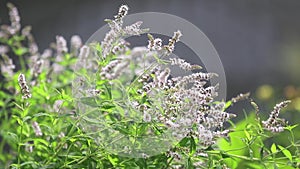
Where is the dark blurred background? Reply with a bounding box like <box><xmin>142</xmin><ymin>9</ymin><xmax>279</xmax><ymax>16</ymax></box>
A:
<box><xmin>1</xmin><ymin>0</ymin><xmax>300</xmax><ymax>101</ymax></box>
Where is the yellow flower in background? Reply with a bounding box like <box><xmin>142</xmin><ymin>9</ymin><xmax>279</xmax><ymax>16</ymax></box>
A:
<box><xmin>293</xmin><ymin>97</ymin><xmax>300</xmax><ymax>111</ymax></box>
<box><xmin>256</xmin><ymin>85</ymin><xmax>274</xmax><ymax>101</ymax></box>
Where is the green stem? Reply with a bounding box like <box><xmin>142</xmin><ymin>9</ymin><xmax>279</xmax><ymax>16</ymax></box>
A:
<box><xmin>18</xmin><ymin>55</ymin><xmax>26</xmax><ymax>72</ymax></box>
<box><xmin>17</xmin><ymin>123</ymin><xmax>23</xmax><ymax>167</ymax></box>
<box><xmin>207</xmin><ymin>150</ymin><xmax>260</xmax><ymax>162</ymax></box>
<box><xmin>165</xmin><ymin>157</ymin><xmax>174</xmax><ymax>169</ymax></box>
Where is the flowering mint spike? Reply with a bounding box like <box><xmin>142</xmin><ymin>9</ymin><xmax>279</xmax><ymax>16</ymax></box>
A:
<box><xmin>114</xmin><ymin>4</ymin><xmax>129</xmax><ymax>21</ymax></box>
<box><xmin>262</xmin><ymin>100</ymin><xmax>291</xmax><ymax>132</ymax></box>
<box><xmin>70</xmin><ymin>35</ymin><xmax>82</xmax><ymax>55</ymax></box>
<box><xmin>18</xmin><ymin>73</ymin><xmax>32</xmax><ymax>99</ymax></box>
<box><xmin>56</xmin><ymin>36</ymin><xmax>68</xmax><ymax>57</ymax></box>
<box><xmin>169</xmin><ymin>58</ymin><xmax>202</xmax><ymax>71</ymax></box>
<box><xmin>6</xmin><ymin>2</ymin><xmax>21</xmax><ymax>34</ymax></box>
<box><xmin>147</xmin><ymin>34</ymin><xmax>163</xmax><ymax>51</ymax></box>
<box><xmin>164</xmin><ymin>30</ymin><xmax>182</xmax><ymax>54</ymax></box>
<box><xmin>231</xmin><ymin>92</ymin><xmax>250</xmax><ymax>103</ymax></box>
<box><xmin>32</xmin><ymin>121</ymin><xmax>42</xmax><ymax>136</ymax></box>
<box><xmin>78</xmin><ymin>45</ymin><xmax>90</xmax><ymax>59</ymax></box>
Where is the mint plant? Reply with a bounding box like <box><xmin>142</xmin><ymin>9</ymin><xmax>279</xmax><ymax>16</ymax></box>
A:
<box><xmin>0</xmin><ymin>3</ymin><xmax>299</xmax><ymax>169</ymax></box>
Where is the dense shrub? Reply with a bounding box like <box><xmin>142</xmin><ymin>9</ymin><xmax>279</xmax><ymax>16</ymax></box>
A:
<box><xmin>0</xmin><ymin>3</ymin><xmax>299</xmax><ymax>169</ymax></box>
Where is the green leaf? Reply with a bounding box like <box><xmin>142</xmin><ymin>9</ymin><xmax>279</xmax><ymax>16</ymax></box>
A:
<box><xmin>79</xmin><ymin>97</ymin><xmax>100</xmax><ymax>107</ymax></box>
<box><xmin>179</xmin><ymin>137</ymin><xmax>189</xmax><ymax>147</ymax></box>
<box><xmin>244</xmin><ymin>130</ymin><xmax>251</xmax><ymax>141</ymax></box>
<box><xmin>136</xmin><ymin>123</ymin><xmax>148</xmax><ymax>136</ymax></box>
<box><xmin>13</xmin><ymin>47</ymin><xmax>28</xmax><ymax>56</ymax></box>
<box><xmin>260</xmin><ymin>147</ymin><xmax>264</xmax><ymax>160</ymax></box>
<box><xmin>6</xmin><ymin>132</ymin><xmax>19</xmax><ymax>143</ymax></box>
<box><xmin>271</xmin><ymin>143</ymin><xmax>277</xmax><ymax>154</ymax></box>
<box><xmin>285</xmin><ymin>124</ymin><xmax>299</xmax><ymax>131</ymax></box>
<box><xmin>12</xmin><ymin>115</ymin><xmax>23</xmax><ymax>125</ymax></box>
<box><xmin>107</xmin><ymin>155</ymin><xmax>119</xmax><ymax>166</ymax></box>
<box><xmin>221</xmin><ymin>152</ymin><xmax>230</xmax><ymax>158</ymax></box>
<box><xmin>22</xmin><ymin>116</ymin><xmax>32</xmax><ymax>123</ymax></box>
<box><xmin>82</xmin><ymin>116</ymin><xmax>101</xmax><ymax>124</ymax></box>
<box><xmin>102</xmin><ymin>102</ymin><xmax>115</xmax><ymax>109</ymax></box>
<box><xmin>224</xmin><ymin>100</ymin><xmax>232</xmax><ymax>109</ymax></box>
<box><xmin>33</xmin><ymin>112</ymin><xmax>52</xmax><ymax>118</ymax></box>
<box><xmin>186</xmin><ymin>158</ymin><xmax>194</xmax><ymax>169</ymax></box>
<box><xmin>277</xmin><ymin>145</ymin><xmax>292</xmax><ymax>161</ymax></box>
<box><xmin>20</xmin><ymin>161</ymin><xmax>36</xmax><ymax>167</ymax></box>
<box><xmin>113</xmin><ymin>124</ymin><xmax>130</xmax><ymax>135</ymax></box>
<box><xmin>189</xmin><ymin>137</ymin><xmax>196</xmax><ymax>155</ymax></box>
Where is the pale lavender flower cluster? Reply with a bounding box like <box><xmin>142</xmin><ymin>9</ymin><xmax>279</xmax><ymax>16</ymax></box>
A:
<box><xmin>0</xmin><ymin>4</ymin><xmax>88</xmax><ymax>154</ymax></box>
<box><xmin>100</xmin><ymin>59</ymin><xmax>122</xmax><ymax>80</ymax></box>
<box><xmin>262</xmin><ymin>100</ymin><xmax>291</xmax><ymax>132</ymax></box>
<box><xmin>56</xmin><ymin>36</ymin><xmax>68</xmax><ymax>58</ymax></box>
<box><xmin>53</xmin><ymin>100</ymin><xmax>64</xmax><ymax>113</ymax></box>
<box><xmin>25</xmin><ymin>142</ymin><xmax>34</xmax><ymax>153</ymax></box>
<box><xmin>147</xmin><ymin>34</ymin><xmax>163</xmax><ymax>51</ymax></box>
<box><xmin>1</xmin><ymin>3</ymin><xmax>21</xmax><ymax>35</ymax></box>
<box><xmin>0</xmin><ymin>3</ymin><xmax>84</xmax><ymax>84</ymax></box>
<box><xmin>231</xmin><ymin>92</ymin><xmax>250</xmax><ymax>103</ymax></box>
<box><xmin>97</xmin><ymin>5</ymin><xmax>236</xmax><ymax>148</ymax></box>
<box><xmin>101</xmin><ymin>5</ymin><xmax>148</xmax><ymax>58</ymax></box>
<box><xmin>52</xmin><ymin>36</ymin><xmax>70</xmax><ymax>73</ymax></box>
<box><xmin>32</xmin><ymin>121</ymin><xmax>43</xmax><ymax>136</ymax></box>
<box><xmin>70</xmin><ymin>35</ymin><xmax>83</xmax><ymax>55</ymax></box>
<box><xmin>147</xmin><ymin>31</ymin><xmax>182</xmax><ymax>55</ymax></box>
<box><xmin>0</xmin><ymin>3</ymin><xmax>19</xmax><ymax>77</ymax></box>
<box><xmin>169</xmin><ymin>58</ymin><xmax>202</xmax><ymax>71</ymax></box>
<box><xmin>58</xmin><ymin>132</ymin><xmax>68</xmax><ymax>149</ymax></box>
<box><xmin>0</xmin><ymin>45</ymin><xmax>9</xmax><ymax>55</ymax></box>
<box><xmin>165</xmin><ymin>30</ymin><xmax>182</xmax><ymax>54</ymax></box>
<box><xmin>31</xmin><ymin>34</ymin><xmax>82</xmax><ymax>79</ymax></box>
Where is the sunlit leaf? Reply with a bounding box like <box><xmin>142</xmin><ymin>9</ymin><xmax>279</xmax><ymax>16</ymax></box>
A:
<box><xmin>13</xmin><ymin>47</ymin><xmax>28</xmax><ymax>56</ymax></box>
<box><xmin>224</xmin><ymin>100</ymin><xmax>232</xmax><ymax>109</ymax></box>
<box><xmin>271</xmin><ymin>143</ymin><xmax>277</xmax><ymax>154</ymax></box>
<box><xmin>277</xmin><ymin>145</ymin><xmax>292</xmax><ymax>161</ymax></box>
<box><xmin>285</xmin><ymin>124</ymin><xmax>299</xmax><ymax>131</ymax></box>
<box><xmin>244</xmin><ymin>130</ymin><xmax>251</xmax><ymax>141</ymax></box>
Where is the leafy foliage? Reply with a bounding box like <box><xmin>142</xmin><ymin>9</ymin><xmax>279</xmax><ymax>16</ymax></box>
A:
<box><xmin>0</xmin><ymin>3</ymin><xmax>299</xmax><ymax>169</ymax></box>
